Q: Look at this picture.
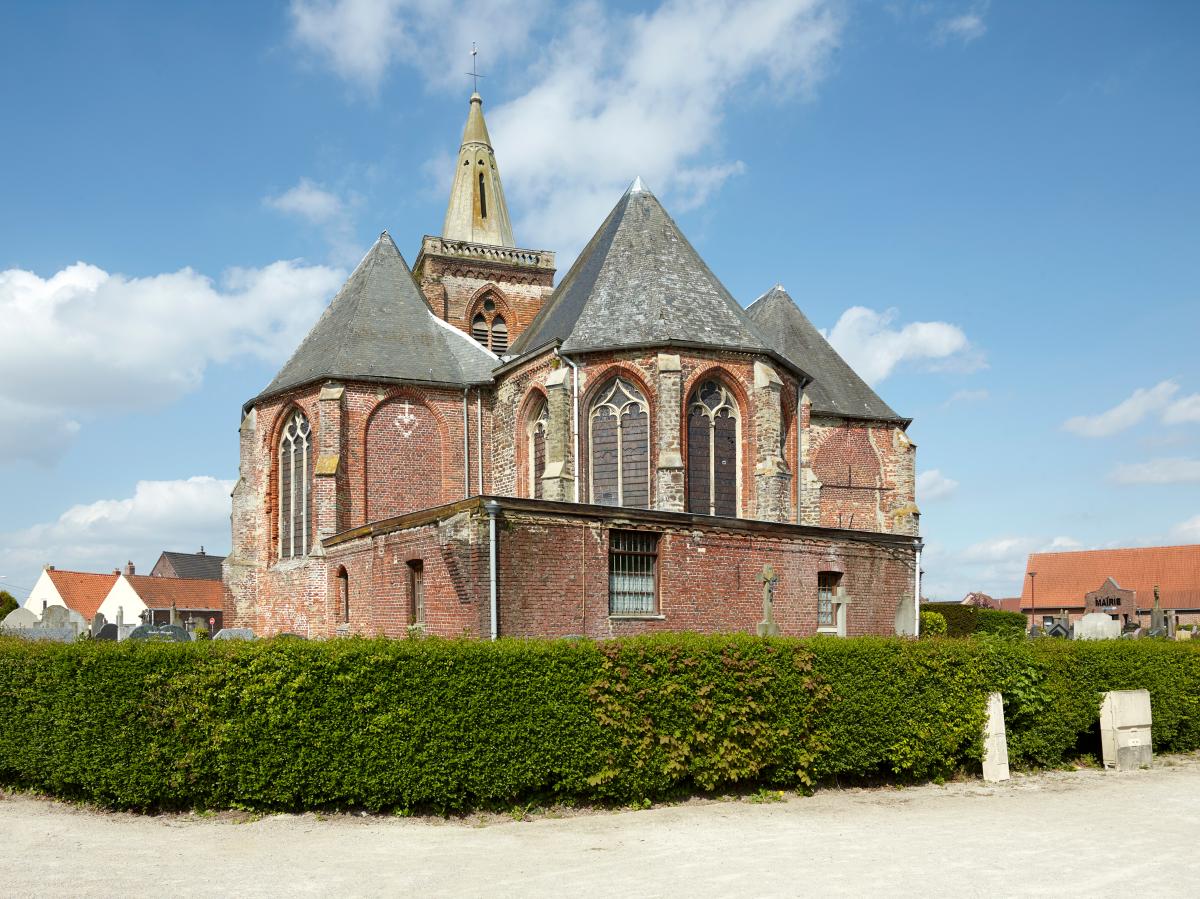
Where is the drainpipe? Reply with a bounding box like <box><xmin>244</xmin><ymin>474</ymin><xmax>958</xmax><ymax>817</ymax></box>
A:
<box><xmin>476</xmin><ymin>389</ymin><xmax>484</xmax><ymax>495</ymax></box>
<box><xmin>462</xmin><ymin>389</ymin><xmax>470</xmax><ymax>497</ymax></box>
<box><xmin>485</xmin><ymin>499</ymin><xmax>501</xmax><ymax>640</ymax></box>
<box><xmin>913</xmin><ymin>541</ymin><xmax>924</xmax><ymax>637</ymax></box>
<box><xmin>558</xmin><ymin>352</ymin><xmax>581</xmax><ymax>503</ymax></box>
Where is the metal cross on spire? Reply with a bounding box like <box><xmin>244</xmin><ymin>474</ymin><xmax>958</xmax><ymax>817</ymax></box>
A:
<box><xmin>466</xmin><ymin>42</ymin><xmax>486</xmax><ymax>93</ymax></box>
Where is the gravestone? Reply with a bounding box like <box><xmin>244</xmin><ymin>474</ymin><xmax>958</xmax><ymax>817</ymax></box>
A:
<box><xmin>275</xmin><ymin>632</ymin><xmax>308</xmax><ymax>641</ymax></box>
<box><xmin>982</xmin><ymin>692</ymin><xmax>1010</xmax><ymax>783</ymax></box>
<box><xmin>756</xmin><ymin>565</ymin><xmax>781</xmax><ymax>637</ymax></box>
<box><xmin>19</xmin><ymin>627</ymin><xmax>80</xmax><ymax>643</ymax></box>
<box><xmin>40</xmin><ymin>604</ymin><xmax>75</xmax><ymax>630</ymax></box>
<box><xmin>91</xmin><ymin>612</ymin><xmax>108</xmax><ymax>638</ymax></box>
<box><xmin>1</xmin><ymin>607</ymin><xmax>39</xmax><ymax>630</ymax></box>
<box><xmin>95</xmin><ymin>623</ymin><xmax>119</xmax><ymax>641</ymax></box>
<box><xmin>1100</xmin><ymin>690</ymin><xmax>1152</xmax><ymax>770</ymax></box>
<box><xmin>213</xmin><ymin>627</ymin><xmax>256</xmax><ymax>641</ymax></box>
<box><xmin>127</xmin><ymin>624</ymin><xmax>190</xmax><ymax>642</ymax></box>
<box><xmin>1074</xmin><ymin>612</ymin><xmax>1121</xmax><ymax>641</ymax></box>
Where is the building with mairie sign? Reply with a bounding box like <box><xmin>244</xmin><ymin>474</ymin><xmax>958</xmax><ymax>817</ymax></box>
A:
<box><xmin>223</xmin><ymin>91</ymin><xmax>923</xmax><ymax>640</ymax></box>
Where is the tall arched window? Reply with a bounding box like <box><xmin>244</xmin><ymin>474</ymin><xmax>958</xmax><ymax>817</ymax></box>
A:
<box><xmin>687</xmin><ymin>380</ymin><xmax>739</xmax><ymax>517</ymax></box>
<box><xmin>468</xmin><ymin>294</ymin><xmax>508</xmax><ymax>353</ymax></box>
<box><xmin>337</xmin><ymin>567</ymin><xmax>349</xmax><ymax>622</ymax></box>
<box><xmin>278</xmin><ymin>409</ymin><xmax>312</xmax><ymax>558</ymax></box>
<box><xmin>527</xmin><ymin>400</ymin><xmax>548</xmax><ymax>498</ymax></box>
<box><xmin>590</xmin><ymin>378</ymin><xmax>650</xmax><ymax>509</ymax></box>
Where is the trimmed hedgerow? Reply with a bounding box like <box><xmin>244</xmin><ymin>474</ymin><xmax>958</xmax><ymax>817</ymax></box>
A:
<box><xmin>921</xmin><ymin>603</ymin><xmax>1027</xmax><ymax>637</ymax></box>
<box><xmin>0</xmin><ymin>634</ymin><xmax>1198</xmax><ymax>812</ymax></box>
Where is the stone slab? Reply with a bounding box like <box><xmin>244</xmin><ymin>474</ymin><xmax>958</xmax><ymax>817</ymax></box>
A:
<box><xmin>982</xmin><ymin>692</ymin><xmax>1010</xmax><ymax>782</ymax></box>
<box><xmin>1100</xmin><ymin>689</ymin><xmax>1153</xmax><ymax>771</ymax></box>
<box><xmin>1074</xmin><ymin>612</ymin><xmax>1121</xmax><ymax>641</ymax></box>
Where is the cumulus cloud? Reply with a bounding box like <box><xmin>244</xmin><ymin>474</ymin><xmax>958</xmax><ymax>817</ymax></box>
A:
<box><xmin>265</xmin><ymin>178</ymin><xmax>361</xmax><ymax>265</ymax></box>
<box><xmin>0</xmin><ymin>260</ymin><xmax>345</xmax><ymax>463</ymax></box>
<box><xmin>824</xmin><ymin>306</ymin><xmax>976</xmax><ymax>384</ymax></box>
<box><xmin>1062</xmin><ymin>380</ymin><xmax>1200</xmax><ymax>437</ymax></box>
<box><xmin>934</xmin><ymin>11</ymin><xmax>987</xmax><ymax>45</ymax></box>
<box><xmin>1110</xmin><ymin>457</ymin><xmax>1200</xmax><ymax>486</ymax></box>
<box><xmin>922</xmin><ymin>534</ymin><xmax>1081</xmax><ymax>602</ymax></box>
<box><xmin>0</xmin><ymin>477</ymin><xmax>235</xmax><ymax>593</ymax></box>
<box><xmin>288</xmin><ymin>0</ymin><xmax>549</xmax><ymax>93</ymax></box>
<box><xmin>917</xmin><ymin>469</ymin><xmax>959</xmax><ymax>502</ymax></box>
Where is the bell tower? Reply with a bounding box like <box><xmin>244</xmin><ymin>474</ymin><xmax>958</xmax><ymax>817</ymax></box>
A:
<box><xmin>414</xmin><ymin>90</ymin><xmax>555</xmax><ymax>356</ymax></box>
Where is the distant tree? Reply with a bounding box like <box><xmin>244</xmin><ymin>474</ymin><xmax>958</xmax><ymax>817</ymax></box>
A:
<box><xmin>0</xmin><ymin>590</ymin><xmax>18</xmax><ymax>619</ymax></box>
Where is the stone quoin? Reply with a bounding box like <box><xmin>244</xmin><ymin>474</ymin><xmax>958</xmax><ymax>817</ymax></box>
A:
<box><xmin>223</xmin><ymin>90</ymin><xmax>922</xmax><ymax>639</ymax></box>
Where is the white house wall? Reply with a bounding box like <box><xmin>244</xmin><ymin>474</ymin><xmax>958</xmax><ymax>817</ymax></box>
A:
<box><xmin>96</xmin><ymin>577</ymin><xmax>149</xmax><ymax>627</ymax></box>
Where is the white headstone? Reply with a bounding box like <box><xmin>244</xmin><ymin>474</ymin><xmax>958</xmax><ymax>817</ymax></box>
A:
<box><xmin>982</xmin><ymin>692</ymin><xmax>1010</xmax><ymax>782</ymax></box>
<box><xmin>1074</xmin><ymin>612</ymin><xmax>1121</xmax><ymax>641</ymax></box>
<box><xmin>1</xmin><ymin>607</ymin><xmax>39</xmax><ymax>630</ymax></box>
<box><xmin>1100</xmin><ymin>689</ymin><xmax>1153</xmax><ymax>770</ymax></box>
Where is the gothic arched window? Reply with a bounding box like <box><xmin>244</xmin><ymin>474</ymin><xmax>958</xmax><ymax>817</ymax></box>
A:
<box><xmin>527</xmin><ymin>400</ymin><xmax>548</xmax><ymax>499</ymax></box>
<box><xmin>468</xmin><ymin>294</ymin><xmax>508</xmax><ymax>354</ymax></box>
<box><xmin>490</xmin><ymin>316</ymin><xmax>508</xmax><ymax>354</ymax></box>
<box><xmin>278</xmin><ymin>409</ymin><xmax>312</xmax><ymax>558</ymax></box>
<box><xmin>589</xmin><ymin>377</ymin><xmax>650</xmax><ymax>509</ymax></box>
<box><xmin>687</xmin><ymin>380</ymin><xmax>739</xmax><ymax>517</ymax></box>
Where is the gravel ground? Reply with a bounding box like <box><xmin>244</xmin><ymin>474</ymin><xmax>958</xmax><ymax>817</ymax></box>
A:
<box><xmin>3</xmin><ymin>756</ymin><xmax>1198</xmax><ymax>898</ymax></box>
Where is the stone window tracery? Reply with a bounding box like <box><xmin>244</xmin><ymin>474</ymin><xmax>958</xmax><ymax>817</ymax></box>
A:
<box><xmin>468</xmin><ymin>293</ymin><xmax>508</xmax><ymax>353</ymax></box>
<box><xmin>589</xmin><ymin>377</ymin><xmax>650</xmax><ymax>509</ymax></box>
<box><xmin>278</xmin><ymin>409</ymin><xmax>312</xmax><ymax>559</ymax></box>
<box><xmin>527</xmin><ymin>400</ymin><xmax>548</xmax><ymax>499</ymax></box>
<box><xmin>687</xmin><ymin>379</ymin><xmax>739</xmax><ymax>517</ymax></box>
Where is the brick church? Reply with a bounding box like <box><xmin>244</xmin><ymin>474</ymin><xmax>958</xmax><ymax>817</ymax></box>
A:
<box><xmin>224</xmin><ymin>91</ymin><xmax>923</xmax><ymax>640</ymax></box>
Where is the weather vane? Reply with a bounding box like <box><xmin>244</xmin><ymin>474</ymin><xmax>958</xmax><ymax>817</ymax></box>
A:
<box><xmin>466</xmin><ymin>42</ymin><xmax>486</xmax><ymax>93</ymax></box>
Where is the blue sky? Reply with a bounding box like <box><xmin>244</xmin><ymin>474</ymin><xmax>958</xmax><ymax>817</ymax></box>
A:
<box><xmin>1</xmin><ymin>0</ymin><xmax>1197</xmax><ymax>602</ymax></box>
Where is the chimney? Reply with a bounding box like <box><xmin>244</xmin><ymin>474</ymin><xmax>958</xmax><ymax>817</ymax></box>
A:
<box><xmin>124</xmin><ymin>561</ymin><xmax>135</xmax><ymax>576</ymax></box>
<box><xmin>198</xmin><ymin>546</ymin><xmax>206</xmax><ymax>556</ymax></box>
<box><xmin>44</xmin><ymin>564</ymin><xmax>55</xmax><ymax>571</ymax></box>
<box><xmin>113</xmin><ymin>569</ymin><xmax>120</xmax><ymax>576</ymax></box>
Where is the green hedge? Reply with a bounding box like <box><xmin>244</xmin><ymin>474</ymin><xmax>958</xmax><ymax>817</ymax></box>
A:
<box><xmin>922</xmin><ymin>603</ymin><xmax>1027</xmax><ymax>637</ymax></box>
<box><xmin>1</xmin><ymin>634</ymin><xmax>1198</xmax><ymax>812</ymax></box>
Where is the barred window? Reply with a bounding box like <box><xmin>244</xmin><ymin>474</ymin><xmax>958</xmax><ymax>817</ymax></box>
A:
<box><xmin>609</xmin><ymin>530</ymin><xmax>658</xmax><ymax>615</ymax></box>
<box><xmin>818</xmin><ymin>572</ymin><xmax>841</xmax><ymax>630</ymax></box>
<box><xmin>589</xmin><ymin>378</ymin><xmax>650</xmax><ymax>509</ymax></box>
<box><xmin>687</xmin><ymin>380</ymin><xmax>739</xmax><ymax>517</ymax></box>
<box><xmin>278</xmin><ymin>409</ymin><xmax>312</xmax><ymax>559</ymax></box>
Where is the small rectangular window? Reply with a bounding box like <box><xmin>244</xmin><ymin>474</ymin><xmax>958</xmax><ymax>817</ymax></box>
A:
<box><xmin>408</xmin><ymin>560</ymin><xmax>424</xmax><ymax>626</ymax></box>
<box><xmin>818</xmin><ymin>572</ymin><xmax>841</xmax><ymax>630</ymax></box>
<box><xmin>609</xmin><ymin>530</ymin><xmax>658</xmax><ymax>615</ymax></box>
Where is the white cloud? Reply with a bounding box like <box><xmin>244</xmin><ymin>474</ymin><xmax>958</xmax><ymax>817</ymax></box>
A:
<box><xmin>824</xmin><ymin>306</ymin><xmax>975</xmax><ymax>384</ymax></box>
<box><xmin>922</xmin><ymin>534</ymin><xmax>1081</xmax><ymax>601</ymax></box>
<box><xmin>1163</xmin><ymin>393</ymin><xmax>1200</xmax><ymax>425</ymax></box>
<box><xmin>1110</xmin><ymin>457</ymin><xmax>1200</xmax><ymax>486</ymax></box>
<box><xmin>288</xmin><ymin>0</ymin><xmax>549</xmax><ymax>93</ymax></box>
<box><xmin>0</xmin><ymin>477</ymin><xmax>235</xmax><ymax>592</ymax></box>
<box><xmin>917</xmin><ymin>469</ymin><xmax>959</xmax><ymax>502</ymax></box>
<box><xmin>933</xmin><ymin>2</ymin><xmax>988</xmax><ymax>45</ymax></box>
<box><xmin>265</xmin><ymin>178</ymin><xmax>361</xmax><ymax>265</ymax></box>
<box><xmin>943</xmin><ymin>388</ymin><xmax>989</xmax><ymax>407</ymax></box>
<box><xmin>0</xmin><ymin>260</ymin><xmax>345</xmax><ymax>463</ymax></box>
<box><xmin>1175</xmin><ymin>515</ymin><xmax>1200</xmax><ymax>542</ymax></box>
<box><xmin>1063</xmin><ymin>380</ymin><xmax>1184</xmax><ymax>437</ymax></box>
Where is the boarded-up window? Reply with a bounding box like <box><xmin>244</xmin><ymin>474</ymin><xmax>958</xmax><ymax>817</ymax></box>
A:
<box><xmin>608</xmin><ymin>530</ymin><xmax>658</xmax><ymax>615</ymax></box>
<box><xmin>589</xmin><ymin>378</ymin><xmax>650</xmax><ymax>509</ymax></box>
<box><xmin>278</xmin><ymin>410</ymin><xmax>311</xmax><ymax>558</ymax></box>
<box><xmin>686</xmin><ymin>380</ymin><xmax>739</xmax><ymax>517</ymax></box>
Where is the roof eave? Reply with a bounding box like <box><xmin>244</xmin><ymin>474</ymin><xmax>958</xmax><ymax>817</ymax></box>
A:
<box><xmin>559</xmin><ymin>340</ymin><xmax>813</xmax><ymax>386</ymax></box>
<box><xmin>244</xmin><ymin>372</ymin><xmax>495</xmax><ymax>413</ymax></box>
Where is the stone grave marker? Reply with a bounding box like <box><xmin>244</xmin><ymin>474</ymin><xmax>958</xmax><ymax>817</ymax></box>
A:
<box><xmin>91</xmin><ymin>612</ymin><xmax>108</xmax><ymax>638</ymax></box>
<box><xmin>756</xmin><ymin>565</ymin><xmax>781</xmax><ymax>637</ymax></box>
<box><xmin>213</xmin><ymin>628</ymin><xmax>256</xmax><ymax>641</ymax></box>
<box><xmin>1074</xmin><ymin>612</ymin><xmax>1121</xmax><ymax>641</ymax></box>
<box><xmin>1</xmin><ymin>607</ymin><xmax>39</xmax><ymax>631</ymax></box>
<box><xmin>128</xmin><ymin>624</ymin><xmax>190</xmax><ymax>642</ymax></box>
<box><xmin>1100</xmin><ymin>690</ymin><xmax>1152</xmax><ymax>770</ymax></box>
<box><xmin>982</xmin><ymin>692</ymin><xmax>1010</xmax><ymax>783</ymax></box>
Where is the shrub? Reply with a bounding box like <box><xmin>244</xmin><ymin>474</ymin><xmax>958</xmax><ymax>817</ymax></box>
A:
<box><xmin>976</xmin><ymin>609</ymin><xmax>1028</xmax><ymax>637</ymax></box>
<box><xmin>921</xmin><ymin>604</ymin><xmax>1028</xmax><ymax>638</ymax></box>
<box><xmin>1</xmin><ymin>635</ymin><xmax>1198</xmax><ymax>812</ymax></box>
<box><xmin>919</xmin><ymin>611</ymin><xmax>947</xmax><ymax>637</ymax></box>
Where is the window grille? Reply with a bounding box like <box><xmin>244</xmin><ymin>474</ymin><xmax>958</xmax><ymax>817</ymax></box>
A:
<box><xmin>589</xmin><ymin>378</ymin><xmax>650</xmax><ymax>509</ymax></box>
<box><xmin>687</xmin><ymin>380</ymin><xmax>739</xmax><ymax>517</ymax></box>
<box><xmin>409</xmin><ymin>560</ymin><xmax>424</xmax><ymax>626</ymax></box>
<box><xmin>278</xmin><ymin>410</ymin><xmax>312</xmax><ymax>559</ymax></box>
<box><xmin>818</xmin><ymin>572</ymin><xmax>841</xmax><ymax>629</ymax></box>
<box><xmin>608</xmin><ymin>530</ymin><xmax>658</xmax><ymax>615</ymax></box>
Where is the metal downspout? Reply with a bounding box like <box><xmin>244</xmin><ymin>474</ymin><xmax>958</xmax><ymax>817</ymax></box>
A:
<box><xmin>477</xmin><ymin>389</ymin><xmax>484</xmax><ymax>495</ymax></box>
<box><xmin>485</xmin><ymin>499</ymin><xmax>500</xmax><ymax>640</ymax></box>
<box><xmin>914</xmin><ymin>542</ymin><xmax>923</xmax><ymax>637</ymax></box>
<box><xmin>462</xmin><ymin>389</ymin><xmax>470</xmax><ymax>497</ymax></box>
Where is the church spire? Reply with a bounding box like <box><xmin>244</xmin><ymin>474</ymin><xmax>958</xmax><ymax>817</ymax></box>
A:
<box><xmin>442</xmin><ymin>91</ymin><xmax>516</xmax><ymax>247</ymax></box>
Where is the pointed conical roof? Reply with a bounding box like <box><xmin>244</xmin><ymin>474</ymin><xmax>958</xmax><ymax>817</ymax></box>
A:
<box><xmin>254</xmin><ymin>232</ymin><xmax>497</xmax><ymax>403</ymax></box>
<box><xmin>511</xmin><ymin>180</ymin><xmax>780</xmax><ymax>359</ymax></box>
<box><xmin>442</xmin><ymin>92</ymin><xmax>516</xmax><ymax>247</ymax></box>
<box><xmin>745</xmin><ymin>286</ymin><xmax>905</xmax><ymax>423</ymax></box>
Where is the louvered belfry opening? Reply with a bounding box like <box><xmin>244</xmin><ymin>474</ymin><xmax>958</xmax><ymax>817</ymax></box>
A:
<box><xmin>490</xmin><ymin>316</ymin><xmax>508</xmax><ymax>353</ymax></box>
<box><xmin>278</xmin><ymin>409</ymin><xmax>312</xmax><ymax>558</ymax></box>
<box><xmin>686</xmin><ymin>380</ymin><xmax>739</xmax><ymax>517</ymax></box>
<box><xmin>589</xmin><ymin>378</ymin><xmax>650</xmax><ymax>509</ymax></box>
<box><xmin>608</xmin><ymin>530</ymin><xmax>658</xmax><ymax>615</ymax></box>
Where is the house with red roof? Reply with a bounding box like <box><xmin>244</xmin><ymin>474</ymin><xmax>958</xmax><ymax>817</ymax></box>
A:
<box><xmin>1020</xmin><ymin>544</ymin><xmax>1200</xmax><ymax>628</ymax></box>
<box><xmin>96</xmin><ymin>573</ymin><xmax>224</xmax><ymax>632</ymax></box>
<box><xmin>22</xmin><ymin>565</ymin><xmax>116</xmax><ymax>627</ymax></box>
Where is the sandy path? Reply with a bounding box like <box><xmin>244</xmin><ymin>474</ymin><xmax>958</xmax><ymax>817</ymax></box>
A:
<box><xmin>3</xmin><ymin>757</ymin><xmax>1197</xmax><ymax>897</ymax></box>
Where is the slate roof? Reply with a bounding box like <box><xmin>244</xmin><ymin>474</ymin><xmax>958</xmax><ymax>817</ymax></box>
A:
<box><xmin>126</xmin><ymin>575</ymin><xmax>224</xmax><ymax>611</ymax></box>
<box><xmin>255</xmin><ymin>232</ymin><xmax>497</xmax><ymax>404</ymax></box>
<box><xmin>45</xmin><ymin>570</ymin><xmax>119</xmax><ymax>621</ymax></box>
<box><xmin>152</xmin><ymin>550</ymin><xmax>225</xmax><ymax>581</ymax></box>
<box><xmin>510</xmin><ymin>181</ymin><xmax>795</xmax><ymax>372</ymax></box>
<box><xmin>1020</xmin><ymin>545</ymin><xmax>1200</xmax><ymax>611</ymax></box>
<box><xmin>745</xmin><ymin>286</ymin><xmax>905</xmax><ymax>423</ymax></box>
